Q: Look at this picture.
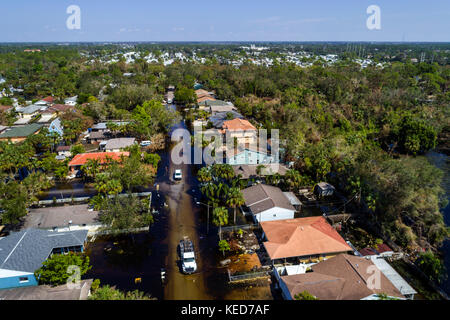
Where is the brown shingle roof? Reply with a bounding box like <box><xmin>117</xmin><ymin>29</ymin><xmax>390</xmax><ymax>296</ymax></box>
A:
<box><xmin>281</xmin><ymin>254</ymin><xmax>404</xmax><ymax>300</ymax></box>
<box><xmin>242</xmin><ymin>184</ymin><xmax>294</xmax><ymax>214</ymax></box>
<box><xmin>261</xmin><ymin>217</ymin><xmax>351</xmax><ymax>260</ymax></box>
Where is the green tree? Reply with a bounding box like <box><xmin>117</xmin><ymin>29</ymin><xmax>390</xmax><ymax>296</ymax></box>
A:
<box><xmin>226</xmin><ymin>187</ymin><xmax>245</xmax><ymax>224</ymax></box>
<box><xmin>89</xmin><ymin>285</ymin><xmax>153</xmax><ymax>300</ymax></box>
<box><xmin>218</xmin><ymin>240</ymin><xmax>231</xmax><ymax>257</ymax></box>
<box><xmin>70</xmin><ymin>144</ymin><xmax>85</xmax><ymax>156</ymax></box>
<box><xmin>99</xmin><ymin>195</ymin><xmax>154</xmax><ymax>232</ymax></box>
<box><xmin>174</xmin><ymin>86</ymin><xmax>196</xmax><ymax>105</ymax></box>
<box><xmin>212</xmin><ymin>207</ymin><xmax>228</xmax><ymax>240</ymax></box>
<box><xmin>416</xmin><ymin>251</ymin><xmax>446</xmax><ymax>283</ymax></box>
<box><xmin>35</xmin><ymin>253</ymin><xmax>91</xmax><ymax>286</ymax></box>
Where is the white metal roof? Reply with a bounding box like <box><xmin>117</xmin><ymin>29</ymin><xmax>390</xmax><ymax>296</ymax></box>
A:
<box><xmin>370</xmin><ymin>257</ymin><xmax>417</xmax><ymax>296</ymax></box>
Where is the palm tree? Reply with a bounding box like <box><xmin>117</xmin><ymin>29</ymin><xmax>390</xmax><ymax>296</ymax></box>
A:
<box><xmin>212</xmin><ymin>207</ymin><xmax>228</xmax><ymax>240</ymax></box>
<box><xmin>197</xmin><ymin>166</ymin><xmax>212</xmax><ymax>185</ymax></box>
<box><xmin>285</xmin><ymin>169</ymin><xmax>302</xmax><ymax>191</ymax></box>
<box><xmin>226</xmin><ymin>187</ymin><xmax>245</xmax><ymax>224</ymax></box>
<box><xmin>82</xmin><ymin>159</ymin><xmax>101</xmax><ymax>181</ymax></box>
<box><xmin>201</xmin><ymin>182</ymin><xmax>219</xmax><ymax>234</ymax></box>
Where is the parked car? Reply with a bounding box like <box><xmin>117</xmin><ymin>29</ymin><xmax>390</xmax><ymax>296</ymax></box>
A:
<box><xmin>174</xmin><ymin>169</ymin><xmax>182</xmax><ymax>180</ymax></box>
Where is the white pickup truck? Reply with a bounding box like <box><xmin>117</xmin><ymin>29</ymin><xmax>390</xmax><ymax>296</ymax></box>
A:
<box><xmin>179</xmin><ymin>237</ymin><xmax>197</xmax><ymax>274</ymax></box>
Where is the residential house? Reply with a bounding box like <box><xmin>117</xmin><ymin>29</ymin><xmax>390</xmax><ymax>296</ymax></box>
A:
<box><xmin>68</xmin><ymin>151</ymin><xmax>129</xmax><ymax>172</ymax></box>
<box><xmin>209</xmin><ymin>111</ymin><xmax>244</xmax><ymax>129</ymax></box>
<box><xmin>359</xmin><ymin>243</ymin><xmax>395</xmax><ymax>258</ymax></box>
<box><xmin>232</xmin><ymin>163</ymin><xmax>289</xmax><ymax>180</ymax></box>
<box><xmin>0</xmin><ymin>124</ymin><xmax>43</xmax><ymax>143</ymax></box>
<box><xmin>0</xmin><ymin>228</ymin><xmax>88</xmax><ymax>290</ymax></box>
<box><xmin>102</xmin><ymin>138</ymin><xmax>136</xmax><ymax>152</ymax></box>
<box><xmin>0</xmin><ymin>125</ymin><xmax>8</xmax><ymax>134</ymax></box>
<box><xmin>222</xmin><ymin>118</ymin><xmax>257</xmax><ymax>146</ymax></box>
<box><xmin>226</xmin><ymin>145</ymin><xmax>277</xmax><ymax>165</ymax></box>
<box><xmin>209</xmin><ymin>103</ymin><xmax>237</xmax><ymax>116</ymax></box>
<box><xmin>47</xmin><ymin>104</ymin><xmax>76</xmax><ymax>114</ymax></box>
<box><xmin>23</xmin><ymin>204</ymin><xmax>102</xmax><ymax>235</ymax></box>
<box><xmin>260</xmin><ymin>216</ymin><xmax>352</xmax><ymax>264</ymax></box>
<box><xmin>87</xmin><ymin>131</ymin><xmax>111</xmax><ymax>144</ymax></box>
<box><xmin>15</xmin><ymin>104</ymin><xmax>46</xmax><ymax>120</ymax></box>
<box><xmin>47</xmin><ymin>118</ymin><xmax>63</xmax><ymax>136</ymax></box>
<box><xmin>278</xmin><ymin>254</ymin><xmax>405</xmax><ymax>300</ymax></box>
<box><xmin>56</xmin><ymin>145</ymin><xmax>71</xmax><ymax>159</ymax></box>
<box><xmin>242</xmin><ymin>184</ymin><xmax>297</xmax><ymax>223</ymax></box>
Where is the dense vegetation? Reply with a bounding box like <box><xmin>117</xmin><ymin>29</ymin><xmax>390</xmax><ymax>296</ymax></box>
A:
<box><xmin>0</xmin><ymin>43</ymin><xmax>448</xmax><ymax>253</ymax></box>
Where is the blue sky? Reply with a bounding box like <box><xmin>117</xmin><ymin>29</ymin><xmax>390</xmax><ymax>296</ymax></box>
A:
<box><xmin>1</xmin><ymin>0</ymin><xmax>449</xmax><ymax>42</ymax></box>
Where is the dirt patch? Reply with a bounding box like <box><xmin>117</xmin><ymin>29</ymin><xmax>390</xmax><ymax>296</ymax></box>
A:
<box><xmin>228</xmin><ymin>253</ymin><xmax>262</xmax><ymax>273</ymax></box>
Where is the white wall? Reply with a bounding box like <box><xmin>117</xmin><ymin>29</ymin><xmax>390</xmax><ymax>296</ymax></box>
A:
<box><xmin>253</xmin><ymin>207</ymin><xmax>295</xmax><ymax>223</ymax></box>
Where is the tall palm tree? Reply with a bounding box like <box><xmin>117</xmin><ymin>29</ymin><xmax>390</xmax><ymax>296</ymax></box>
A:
<box><xmin>226</xmin><ymin>187</ymin><xmax>245</xmax><ymax>224</ymax></box>
<box><xmin>201</xmin><ymin>182</ymin><xmax>219</xmax><ymax>234</ymax></box>
<box><xmin>212</xmin><ymin>207</ymin><xmax>228</xmax><ymax>240</ymax></box>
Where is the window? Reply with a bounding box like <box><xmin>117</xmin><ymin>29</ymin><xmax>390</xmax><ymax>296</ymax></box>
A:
<box><xmin>19</xmin><ymin>277</ymin><xmax>29</xmax><ymax>283</ymax></box>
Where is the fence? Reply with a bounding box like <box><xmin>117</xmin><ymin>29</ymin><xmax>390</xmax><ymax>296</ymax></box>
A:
<box><xmin>35</xmin><ymin>192</ymin><xmax>153</xmax><ymax>207</ymax></box>
<box><xmin>227</xmin><ymin>268</ymin><xmax>271</xmax><ymax>283</ymax></box>
<box><xmin>221</xmin><ymin>223</ymin><xmax>260</xmax><ymax>233</ymax></box>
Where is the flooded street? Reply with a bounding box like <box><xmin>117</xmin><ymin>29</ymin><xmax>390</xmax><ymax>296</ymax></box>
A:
<box><xmin>84</xmin><ymin>105</ymin><xmax>274</xmax><ymax>300</ymax></box>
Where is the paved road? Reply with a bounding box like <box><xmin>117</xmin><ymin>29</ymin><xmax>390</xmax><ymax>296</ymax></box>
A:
<box><xmin>160</xmin><ymin>118</ymin><xmax>212</xmax><ymax>300</ymax></box>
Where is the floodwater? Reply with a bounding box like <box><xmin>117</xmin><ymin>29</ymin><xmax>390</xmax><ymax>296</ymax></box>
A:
<box><xmin>84</xmin><ymin>106</ymin><xmax>274</xmax><ymax>300</ymax></box>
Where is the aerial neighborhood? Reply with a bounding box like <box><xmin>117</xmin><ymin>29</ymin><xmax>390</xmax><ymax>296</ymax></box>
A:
<box><xmin>0</xmin><ymin>42</ymin><xmax>448</xmax><ymax>303</ymax></box>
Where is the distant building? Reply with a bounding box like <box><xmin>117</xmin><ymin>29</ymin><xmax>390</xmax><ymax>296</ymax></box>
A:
<box><xmin>0</xmin><ymin>229</ymin><xmax>88</xmax><ymax>290</ymax></box>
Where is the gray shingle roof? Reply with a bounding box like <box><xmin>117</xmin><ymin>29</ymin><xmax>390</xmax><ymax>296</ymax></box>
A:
<box><xmin>0</xmin><ymin>229</ymin><xmax>88</xmax><ymax>273</ymax></box>
<box><xmin>242</xmin><ymin>184</ymin><xmax>295</xmax><ymax>214</ymax></box>
<box><xmin>0</xmin><ymin>124</ymin><xmax>43</xmax><ymax>139</ymax></box>
<box><xmin>16</xmin><ymin>104</ymin><xmax>46</xmax><ymax>114</ymax></box>
<box><xmin>105</xmin><ymin>138</ymin><xmax>136</xmax><ymax>150</ymax></box>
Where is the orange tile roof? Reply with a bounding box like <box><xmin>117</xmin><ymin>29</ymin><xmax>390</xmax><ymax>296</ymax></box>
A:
<box><xmin>197</xmin><ymin>95</ymin><xmax>216</xmax><ymax>103</ymax></box>
<box><xmin>68</xmin><ymin>152</ymin><xmax>129</xmax><ymax>167</ymax></box>
<box><xmin>222</xmin><ymin>118</ymin><xmax>257</xmax><ymax>131</ymax></box>
<box><xmin>42</xmin><ymin>96</ymin><xmax>54</xmax><ymax>103</ymax></box>
<box><xmin>261</xmin><ymin>216</ymin><xmax>351</xmax><ymax>260</ymax></box>
<box><xmin>195</xmin><ymin>89</ymin><xmax>210</xmax><ymax>97</ymax></box>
